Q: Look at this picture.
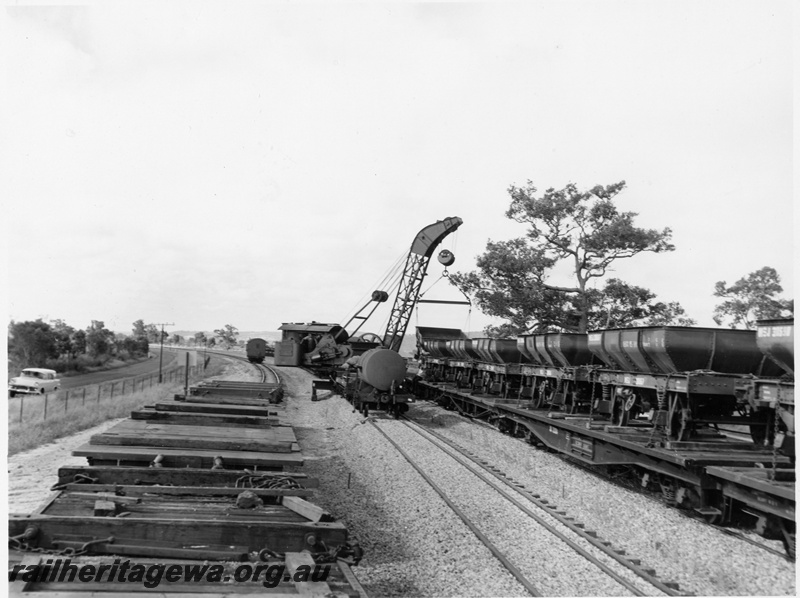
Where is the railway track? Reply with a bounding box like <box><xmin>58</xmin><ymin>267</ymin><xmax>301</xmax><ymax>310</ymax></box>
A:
<box><xmin>369</xmin><ymin>414</ymin><xmax>684</xmax><ymax>597</ymax></box>
<box><xmin>200</xmin><ymin>349</ymin><xmax>280</xmax><ymax>385</ymax></box>
<box><xmin>421</xmin><ymin>395</ymin><xmax>797</xmax><ymax>564</ymax></box>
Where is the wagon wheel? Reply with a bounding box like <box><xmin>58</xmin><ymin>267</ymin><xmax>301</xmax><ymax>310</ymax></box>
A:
<box><xmin>612</xmin><ymin>397</ymin><xmax>630</xmax><ymax>427</ymax></box>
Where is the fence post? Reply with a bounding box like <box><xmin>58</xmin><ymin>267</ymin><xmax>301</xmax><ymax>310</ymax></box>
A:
<box><xmin>19</xmin><ymin>396</ymin><xmax>24</xmax><ymax>423</ymax></box>
<box><xmin>97</xmin><ymin>385</ymin><xmax>101</xmax><ymax>404</ymax></box>
<box><xmin>43</xmin><ymin>394</ymin><xmax>48</xmax><ymax>420</ymax></box>
<box><xmin>65</xmin><ymin>390</ymin><xmax>69</xmax><ymax>413</ymax></box>
<box><xmin>122</xmin><ymin>379</ymin><xmax>126</xmax><ymax>395</ymax></box>
<box><xmin>110</xmin><ymin>382</ymin><xmax>115</xmax><ymax>400</ymax></box>
<box><xmin>184</xmin><ymin>354</ymin><xmax>190</xmax><ymax>397</ymax></box>
<box><xmin>82</xmin><ymin>387</ymin><xmax>86</xmax><ymax>406</ymax></box>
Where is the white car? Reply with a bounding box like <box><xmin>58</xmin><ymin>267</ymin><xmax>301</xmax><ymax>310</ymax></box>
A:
<box><xmin>8</xmin><ymin>368</ymin><xmax>61</xmax><ymax>397</ymax></box>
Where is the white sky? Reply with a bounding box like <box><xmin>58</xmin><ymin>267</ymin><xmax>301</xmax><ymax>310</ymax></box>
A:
<box><xmin>2</xmin><ymin>0</ymin><xmax>794</xmax><ymax>337</ymax></box>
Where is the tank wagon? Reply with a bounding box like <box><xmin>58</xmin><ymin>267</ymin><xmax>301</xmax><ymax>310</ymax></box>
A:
<box><xmin>338</xmin><ymin>347</ymin><xmax>413</xmax><ymax>417</ymax></box>
<box><xmin>413</xmin><ymin>319</ymin><xmax>795</xmax><ymax>556</ymax></box>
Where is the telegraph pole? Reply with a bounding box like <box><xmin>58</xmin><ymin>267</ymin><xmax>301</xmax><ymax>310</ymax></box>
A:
<box><xmin>156</xmin><ymin>322</ymin><xmax>174</xmax><ymax>383</ymax></box>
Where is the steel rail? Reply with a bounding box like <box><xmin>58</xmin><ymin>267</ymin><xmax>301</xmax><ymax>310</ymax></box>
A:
<box><xmin>201</xmin><ymin>349</ymin><xmax>280</xmax><ymax>385</ymax></box>
<box><xmin>401</xmin><ymin>416</ymin><xmax>686</xmax><ymax>597</ymax></box>
<box><xmin>367</xmin><ymin>420</ymin><xmax>542</xmax><ymax>598</ymax></box>
<box><xmin>711</xmin><ymin>525</ymin><xmax>793</xmax><ymax>561</ymax></box>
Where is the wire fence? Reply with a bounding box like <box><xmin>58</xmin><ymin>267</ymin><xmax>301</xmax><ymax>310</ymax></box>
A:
<box><xmin>8</xmin><ymin>364</ymin><xmax>205</xmax><ymax>424</ymax></box>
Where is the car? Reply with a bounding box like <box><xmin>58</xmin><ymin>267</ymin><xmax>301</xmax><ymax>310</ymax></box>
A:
<box><xmin>8</xmin><ymin>368</ymin><xmax>61</xmax><ymax>397</ymax></box>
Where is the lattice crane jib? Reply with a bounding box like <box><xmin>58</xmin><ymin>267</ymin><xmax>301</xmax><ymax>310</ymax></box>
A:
<box><xmin>383</xmin><ymin>217</ymin><xmax>463</xmax><ymax>352</ymax></box>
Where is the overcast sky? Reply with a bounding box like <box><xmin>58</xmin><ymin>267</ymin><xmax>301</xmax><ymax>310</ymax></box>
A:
<box><xmin>3</xmin><ymin>1</ymin><xmax>794</xmax><ymax>338</ymax></box>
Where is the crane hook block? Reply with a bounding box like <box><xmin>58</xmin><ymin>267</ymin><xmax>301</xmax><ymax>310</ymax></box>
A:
<box><xmin>371</xmin><ymin>290</ymin><xmax>389</xmax><ymax>302</ymax></box>
<box><xmin>438</xmin><ymin>250</ymin><xmax>455</xmax><ymax>267</ymax></box>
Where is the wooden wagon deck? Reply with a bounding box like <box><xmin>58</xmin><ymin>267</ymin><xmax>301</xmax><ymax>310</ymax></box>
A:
<box><xmin>10</xmin><ymin>374</ymin><xmax>367</xmax><ymax>596</ymax></box>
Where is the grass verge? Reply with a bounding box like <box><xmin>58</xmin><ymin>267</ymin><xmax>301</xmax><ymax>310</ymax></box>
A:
<box><xmin>8</xmin><ymin>357</ymin><xmax>228</xmax><ymax>456</ymax></box>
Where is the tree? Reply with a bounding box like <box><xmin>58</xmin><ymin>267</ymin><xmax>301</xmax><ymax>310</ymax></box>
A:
<box><xmin>86</xmin><ymin>320</ymin><xmax>114</xmax><ymax>357</ymax></box>
<box><xmin>713</xmin><ymin>267</ymin><xmax>793</xmax><ymax>329</ymax></box>
<box><xmin>144</xmin><ymin>324</ymin><xmax>160</xmax><ymax>344</ymax></box>
<box><xmin>194</xmin><ymin>331</ymin><xmax>208</xmax><ymax>346</ymax></box>
<box><xmin>450</xmin><ymin>238</ymin><xmax>573</xmax><ymax>336</ymax></box>
<box><xmin>451</xmin><ymin>181</ymin><xmax>683</xmax><ymax>334</ymax></box>
<box><xmin>8</xmin><ymin>319</ymin><xmax>58</xmax><ymax>366</ymax></box>
<box><xmin>50</xmin><ymin>319</ymin><xmax>76</xmax><ymax>357</ymax></box>
<box><xmin>170</xmin><ymin>333</ymin><xmax>184</xmax><ymax>345</ymax></box>
<box><xmin>214</xmin><ymin>324</ymin><xmax>239</xmax><ymax>349</ymax></box>
<box><xmin>585</xmin><ymin>279</ymin><xmax>696</xmax><ymax>329</ymax></box>
<box><xmin>70</xmin><ymin>329</ymin><xmax>87</xmax><ymax>356</ymax></box>
<box><xmin>132</xmin><ymin>319</ymin><xmax>148</xmax><ymax>338</ymax></box>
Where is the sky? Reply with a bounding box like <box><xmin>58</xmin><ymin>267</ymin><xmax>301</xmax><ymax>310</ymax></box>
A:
<box><xmin>3</xmin><ymin>0</ymin><xmax>795</xmax><ymax>339</ymax></box>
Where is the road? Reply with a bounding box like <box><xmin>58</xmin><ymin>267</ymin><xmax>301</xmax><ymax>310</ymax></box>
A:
<box><xmin>57</xmin><ymin>349</ymin><xmax>180</xmax><ymax>390</ymax></box>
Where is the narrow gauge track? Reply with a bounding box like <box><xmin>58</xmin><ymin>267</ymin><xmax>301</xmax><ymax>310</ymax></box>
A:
<box><xmin>559</xmin><ymin>439</ymin><xmax>796</xmax><ymax>563</ymax></box>
<box><xmin>425</xmin><ymin>396</ymin><xmax>795</xmax><ymax>565</ymax></box>
<box><xmin>200</xmin><ymin>348</ymin><xmax>281</xmax><ymax>385</ymax></box>
<box><xmin>369</xmin><ymin>415</ymin><xmax>684</xmax><ymax>597</ymax></box>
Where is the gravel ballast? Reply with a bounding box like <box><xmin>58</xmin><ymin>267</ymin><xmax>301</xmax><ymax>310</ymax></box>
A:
<box><xmin>277</xmin><ymin>365</ymin><xmax>796</xmax><ymax>597</ymax></box>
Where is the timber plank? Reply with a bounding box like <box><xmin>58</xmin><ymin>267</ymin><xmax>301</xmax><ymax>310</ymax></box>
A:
<box><xmin>154</xmin><ymin>402</ymin><xmax>280</xmax><ymax>417</ymax></box>
<box><xmin>178</xmin><ymin>395</ymin><xmax>282</xmax><ymax>406</ymax></box>
<box><xmin>53</xmin><ymin>483</ymin><xmax>314</xmax><ymax>498</ymax></box>
<box><xmin>54</xmin><ymin>466</ymin><xmax>318</xmax><ymax>488</ymax></box>
<box><xmin>44</xmin><ymin>499</ymin><xmax>308</xmax><ymax>523</ymax></box>
<box><xmin>88</xmin><ymin>436</ymin><xmax>295</xmax><ymax>453</ymax></box>
<box><xmin>102</xmin><ymin>420</ymin><xmax>297</xmax><ymax>441</ymax></box>
<box><xmin>282</xmin><ymin>497</ymin><xmax>334</xmax><ymax>523</ymax></box>
<box><xmin>189</xmin><ymin>387</ymin><xmax>281</xmax><ymax>398</ymax></box>
<box><xmin>72</xmin><ymin>444</ymin><xmax>304</xmax><ymax>469</ymax></box>
<box><xmin>131</xmin><ymin>409</ymin><xmax>283</xmax><ymax>427</ymax></box>
<box><xmin>90</xmin><ymin>420</ymin><xmax>298</xmax><ymax>453</ymax></box>
<box><xmin>9</xmin><ymin>514</ymin><xmax>347</xmax><ymax>555</ymax></box>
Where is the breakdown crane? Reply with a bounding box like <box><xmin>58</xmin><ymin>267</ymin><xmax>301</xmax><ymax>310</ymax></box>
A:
<box><xmin>274</xmin><ymin>216</ymin><xmax>464</xmax><ymax>414</ymax></box>
<box><xmin>382</xmin><ymin>216</ymin><xmax>463</xmax><ymax>351</ymax></box>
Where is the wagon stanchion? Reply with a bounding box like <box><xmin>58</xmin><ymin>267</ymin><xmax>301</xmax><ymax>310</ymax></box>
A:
<box><xmin>770</xmin><ymin>384</ymin><xmax>782</xmax><ymax>481</ymax></box>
